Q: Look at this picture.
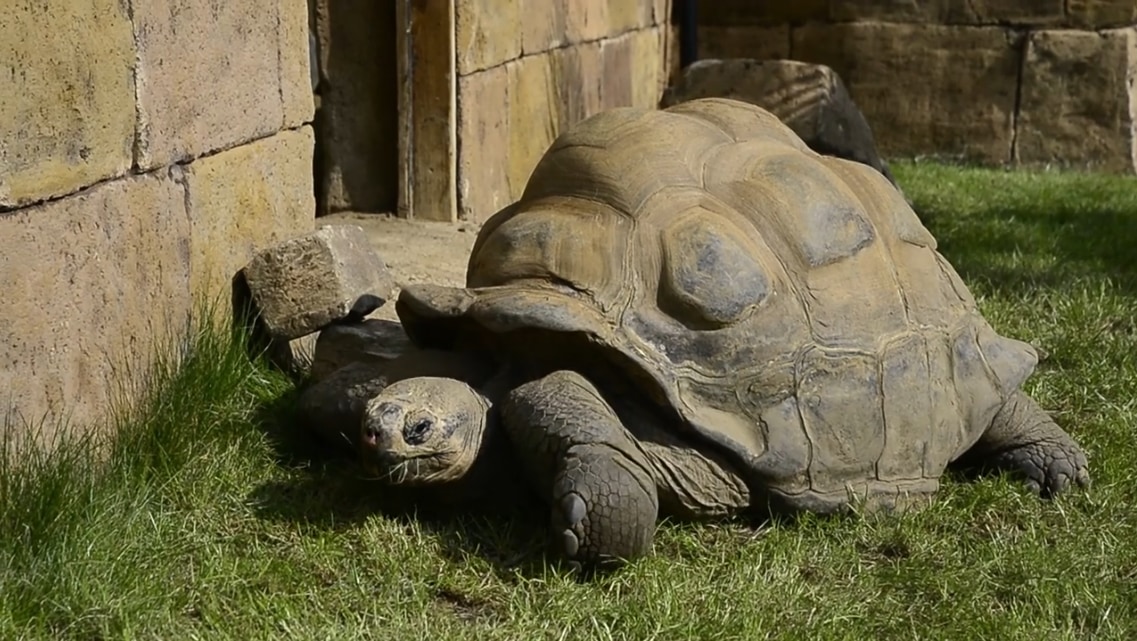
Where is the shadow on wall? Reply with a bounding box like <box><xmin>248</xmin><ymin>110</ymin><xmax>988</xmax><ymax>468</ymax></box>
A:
<box><xmin>311</xmin><ymin>0</ymin><xmax>399</xmax><ymax>217</ymax></box>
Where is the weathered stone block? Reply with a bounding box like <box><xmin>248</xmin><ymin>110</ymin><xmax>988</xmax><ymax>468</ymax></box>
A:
<box><xmin>133</xmin><ymin>0</ymin><xmax>308</xmax><ymax>169</ymax></box>
<box><xmin>0</xmin><ymin>173</ymin><xmax>190</xmax><ymax>442</ymax></box>
<box><xmin>697</xmin><ymin>0</ymin><xmax>828</xmax><ymax>26</ymax></box>
<box><xmin>1015</xmin><ymin>28</ymin><xmax>1137</xmax><ymax>173</ymax></box>
<box><xmin>0</xmin><ymin>0</ymin><xmax>134</xmax><ymax>208</ymax></box>
<box><xmin>184</xmin><ymin>127</ymin><xmax>316</xmax><ymax>307</ymax></box>
<box><xmin>458</xmin><ymin>65</ymin><xmax>512</xmax><ymax>220</ymax></box>
<box><xmin>563</xmin><ymin>0</ymin><xmax>611</xmax><ymax>43</ymax></box>
<box><xmin>661</xmin><ymin>59</ymin><xmax>896</xmax><ymax>185</ymax></box>
<box><xmin>313</xmin><ymin>0</ymin><xmax>399</xmax><ymax>214</ymax></box>
<box><xmin>506</xmin><ymin>53</ymin><xmax>559</xmax><ymax>198</ymax></box>
<box><xmin>604</xmin><ymin>0</ymin><xmax>654</xmax><ymax>35</ymax></box>
<box><xmin>242</xmin><ymin>224</ymin><xmax>397</xmax><ymax>340</ymax></box>
<box><xmin>829</xmin><ymin>0</ymin><xmax>1065</xmax><ymax>25</ymax></box>
<box><xmin>310</xmin><ymin>320</ymin><xmax>412</xmax><ymax>382</ymax></box>
<box><xmin>630</xmin><ymin>27</ymin><xmax>667</xmax><ymax>109</ymax></box>
<box><xmin>520</xmin><ymin>0</ymin><xmax>566</xmax><ymax>54</ymax></box>
<box><xmin>599</xmin><ymin>35</ymin><xmax>636</xmax><ymax>111</ymax></box>
<box><xmin>281</xmin><ymin>0</ymin><xmax>317</xmax><ymax>129</ymax></box>
<box><xmin>1067</xmin><ymin>0</ymin><xmax>1136</xmax><ymax>28</ymax></box>
<box><xmin>696</xmin><ymin>26</ymin><xmax>790</xmax><ymax>61</ymax></box>
<box><xmin>793</xmin><ymin>23</ymin><xmax>1022</xmax><ymax>164</ymax></box>
<box><xmin>456</xmin><ymin>0</ymin><xmax>521</xmax><ymax>74</ymax></box>
<box><xmin>549</xmin><ymin>42</ymin><xmax>605</xmax><ymax>128</ymax></box>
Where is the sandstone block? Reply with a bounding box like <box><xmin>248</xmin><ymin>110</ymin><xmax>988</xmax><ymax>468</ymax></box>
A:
<box><xmin>1015</xmin><ymin>29</ymin><xmax>1137</xmax><ymax>173</ymax></box>
<box><xmin>1067</xmin><ymin>0</ymin><xmax>1136</xmax><ymax>28</ymax></box>
<box><xmin>563</xmin><ymin>0</ymin><xmax>611</xmax><ymax>43</ymax></box>
<box><xmin>456</xmin><ymin>0</ymin><xmax>521</xmax><ymax>74</ymax></box>
<box><xmin>313</xmin><ymin>0</ymin><xmax>399</xmax><ymax>214</ymax></box>
<box><xmin>458</xmin><ymin>65</ymin><xmax>512</xmax><ymax>220</ymax></box>
<box><xmin>281</xmin><ymin>0</ymin><xmax>317</xmax><ymax>129</ymax></box>
<box><xmin>697</xmin><ymin>0</ymin><xmax>828</xmax><ymax>25</ymax></box>
<box><xmin>793</xmin><ymin>23</ymin><xmax>1022</xmax><ymax>164</ymax></box>
<box><xmin>520</xmin><ymin>0</ymin><xmax>566</xmax><ymax>54</ymax></box>
<box><xmin>661</xmin><ymin>59</ymin><xmax>896</xmax><ymax>184</ymax></box>
<box><xmin>829</xmin><ymin>0</ymin><xmax>1064</xmax><ymax>25</ymax></box>
<box><xmin>0</xmin><ymin>173</ymin><xmax>190</xmax><ymax>443</ymax></box>
<box><xmin>242</xmin><ymin>225</ymin><xmax>397</xmax><ymax>341</ymax></box>
<box><xmin>599</xmin><ymin>35</ymin><xmax>635</xmax><ymax>111</ymax></box>
<box><xmin>549</xmin><ymin>42</ymin><xmax>605</xmax><ymax>128</ymax></box>
<box><xmin>507</xmin><ymin>54</ymin><xmax>559</xmax><ymax>198</ymax></box>
<box><xmin>630</xmin><ymin>27</ymin><xmax>667</xmax><ymax>109</ymax></box>
<box><xmin>133</xmin><ymin>1</ymin><xmax>309</xmax><ymax>169</ymax></box>
<box><xmin>184</xmin><ymin>127</ymin><xmax>316</xmax><ymax>307</ymax></box>
<box><xmin>696</xmin><ymin>26</ymin><xmax>790</xmax><ymax>61</ymax></box>
<box><xmin>0</xmin><ymin>0</ymin><xmax>134</xmax><ymax>208</ymax></box>
<box><xmin>604</xmin><ymin>0</ymin><xmax>654</xmax><ymax>35</ymax></box>
<box><xmin>310</xmin><ymin>320</ymin><xmax>413</xmax><ymax>382</ymax></box>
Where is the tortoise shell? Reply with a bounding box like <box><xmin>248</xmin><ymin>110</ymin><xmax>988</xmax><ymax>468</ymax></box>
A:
<box><xmin>398</xmin><ymin>98</ymin><xmax>1038</xmax><ymax>511</ymax></box>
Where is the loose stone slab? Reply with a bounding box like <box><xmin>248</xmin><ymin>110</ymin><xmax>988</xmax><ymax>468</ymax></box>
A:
<box><xmin>242</xmin><ymin>224</ymin><xmax>397</xmax><ymax>340</ymax></box>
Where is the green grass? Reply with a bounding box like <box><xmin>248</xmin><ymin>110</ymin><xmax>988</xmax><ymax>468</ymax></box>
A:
<box><xmin>2</xmin><ymin>161</ymin><xmax>1137</xmax><ymax>640</ymax></box>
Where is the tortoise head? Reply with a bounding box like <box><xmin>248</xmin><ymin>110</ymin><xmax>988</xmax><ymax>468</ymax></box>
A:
<box><xmin>360</xmin><ymin>376</ymin><xmax>491</xmax><ymax>486</ymax></box>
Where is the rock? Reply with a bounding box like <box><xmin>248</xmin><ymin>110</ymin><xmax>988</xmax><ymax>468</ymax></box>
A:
<box><xmin>661</xmin><ymin>58</ymin><xmax>897</xmax><ymax>186</ymax></box>
<box><xmin>310</xmin><ymin>319</ymin><xmax>413</xmax><ymax>382</ymax></box>
<box><xmin>241</xmin><ymin>224</ymin><xmax>397</xmax><ymax>341</ymax></box>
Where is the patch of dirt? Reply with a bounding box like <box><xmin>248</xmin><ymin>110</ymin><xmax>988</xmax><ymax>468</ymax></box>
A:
<box><xmin>317</xmin><ymin>212</ymin><xmax>483</xmax><ymax>322</ymax></box>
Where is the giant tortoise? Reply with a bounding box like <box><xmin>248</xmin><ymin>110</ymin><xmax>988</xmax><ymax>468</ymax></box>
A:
<box><xmin>353</xmin><ymin>98</ymin><xmax>1090</xmax><ymax>568</ymax></box>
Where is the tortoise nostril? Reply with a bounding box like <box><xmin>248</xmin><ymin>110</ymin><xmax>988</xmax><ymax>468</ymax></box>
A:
<box><xmin>362</xmin><ymin>426</ymin><xmax>377</xmax><ymax>445</ymax></box>
<box><xmin>403</xmin><ymin>418</ymin><xmax>433</xmax><ymax>445</ymax></box>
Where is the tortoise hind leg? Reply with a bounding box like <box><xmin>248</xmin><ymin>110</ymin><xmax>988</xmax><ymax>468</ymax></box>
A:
<box><xmin>499</xmin><ymin>370</ymin><xmax>659</xmax><ymax>568</ymax></box>
<box><xmin>964</xmin><ymin>389</ymin><xmax>1090</xmax><ymax>498</ymax></box>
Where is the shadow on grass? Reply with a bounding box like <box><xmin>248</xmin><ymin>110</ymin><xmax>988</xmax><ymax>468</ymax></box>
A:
<box><xmin>246</xmin><ymin>392</ymin><xmax>564</xmax><ymax>580</ymax></box>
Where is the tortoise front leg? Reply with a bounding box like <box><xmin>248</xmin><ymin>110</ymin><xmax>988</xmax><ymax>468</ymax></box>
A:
<box><xmin>499</xmin><ymin>370</ymin><xmax>659</xmax><ymax>568</ymax></box>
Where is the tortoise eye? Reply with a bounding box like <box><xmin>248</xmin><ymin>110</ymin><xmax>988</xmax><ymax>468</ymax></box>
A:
<box><xmin>402</xmin><ymin>417</ymin><xmax>434</xmax><ymax>445</ymax></box>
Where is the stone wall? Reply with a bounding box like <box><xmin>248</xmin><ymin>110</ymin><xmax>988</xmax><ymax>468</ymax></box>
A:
<box><xmin>456</xmin><ymin>0</ymin><xmax>677</xmax><ymax>221</ymax></box>
<box><xmin>698</xmin><ymin>2</ymin><xmax>1137</xmax><ymax>172</ymax></box>
<box><xmin>0</xmin><ymin>1</ymin><xmax>316</xmax><ymax>443</ymax></box>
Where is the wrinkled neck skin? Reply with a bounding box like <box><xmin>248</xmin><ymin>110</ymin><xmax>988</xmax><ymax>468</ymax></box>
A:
<box><xmin>458</xmin><ymin>368</ymin><xmax>539</xmax><ymax>508</ymax></box>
